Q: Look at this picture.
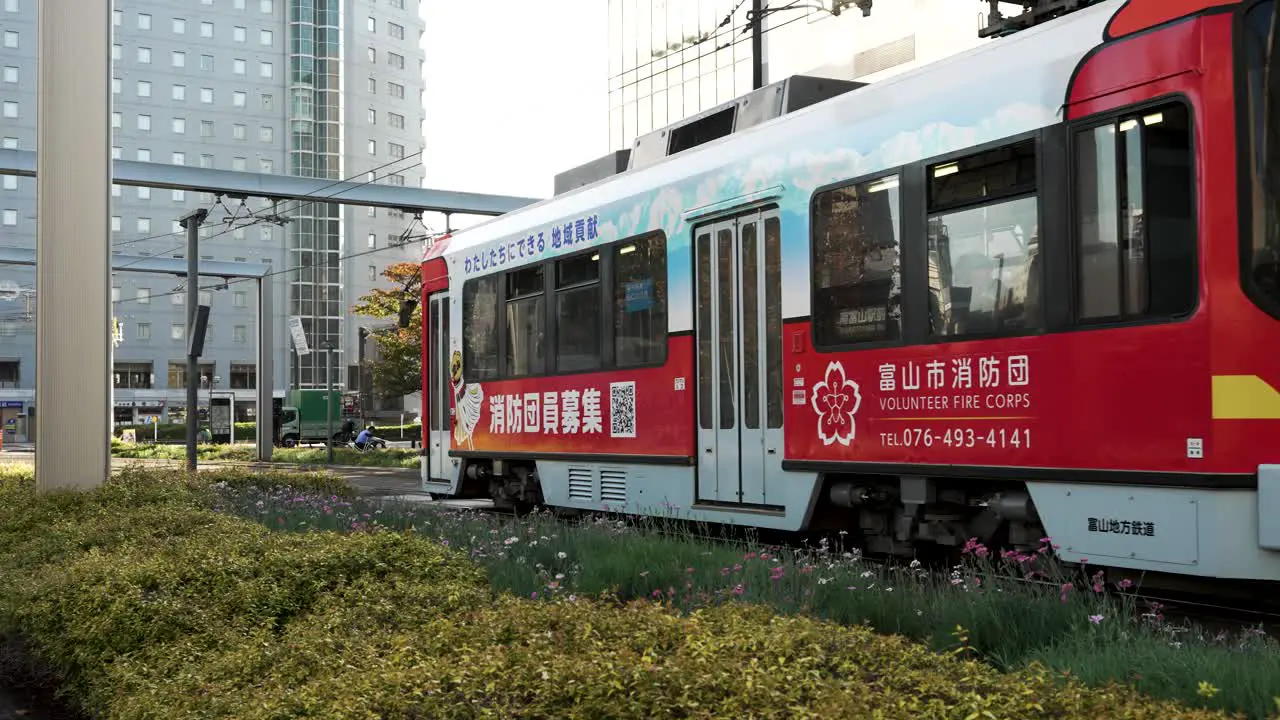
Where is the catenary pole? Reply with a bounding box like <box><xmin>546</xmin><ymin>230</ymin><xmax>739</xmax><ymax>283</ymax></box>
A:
<box><xmin>180</xmin><ymin>209</ymin><xmax>207</xmax><ymax>471</ymax></box>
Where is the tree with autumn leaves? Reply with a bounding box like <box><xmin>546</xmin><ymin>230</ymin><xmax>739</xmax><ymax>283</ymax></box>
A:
<box><xmin>350</xmin><ymin>262</ymin><xmax>422</xmax><ymax>400</ymax></box>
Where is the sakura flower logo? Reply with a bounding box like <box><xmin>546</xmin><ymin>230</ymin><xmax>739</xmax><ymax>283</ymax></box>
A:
<box><xmin>811</xmin><ymin>361</ymin><xmax>862</xmax><ymax>446</ymax></box>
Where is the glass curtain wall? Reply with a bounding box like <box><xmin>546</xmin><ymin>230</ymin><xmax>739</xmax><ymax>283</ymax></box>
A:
<box><xmin>289</xmin><ymin>0</ymin><xmax>345</xmax><ymax>387</ymax></box>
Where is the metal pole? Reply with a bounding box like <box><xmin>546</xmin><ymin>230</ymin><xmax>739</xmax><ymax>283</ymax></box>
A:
<box><xmin>180</xmin><ymin>209</ymin><xmax>206</xmax><ymax>472</ymax></box>
<box><xmin>325</xmin><ymin>343</ymin><xmax>335</xmax><ymax>464</ymax></box>
<box><xmin>34</xmin><ymin>0</ymin><xmax>111</xmax><ymax>491</ymax></box>
<box><xmin>751</xmin><ymin>0</ymin><xmax>764</xmax><ymax>90</ymax></box>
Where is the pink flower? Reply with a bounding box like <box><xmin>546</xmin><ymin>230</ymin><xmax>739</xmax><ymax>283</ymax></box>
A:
<box><xmin>1118</xmin><ymin>578</ymin><xmax>1133</xmax><ymax>590</ymax></box>
<box><xmin>810</xmin><ymin>361</ymin><xmax>862</xmax><ymax>446</ymax></box>
<box><xmin>731</xmin><ymin>584</ymin><xmax>745</xmax><ymax>596</ymax></box>
<box><xmin>1089</xmin><ymin>614</ymin><xmax>1104</xmax><ymax>625</ymax></box>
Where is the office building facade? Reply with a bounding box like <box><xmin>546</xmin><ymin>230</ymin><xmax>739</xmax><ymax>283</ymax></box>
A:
<box><xmin>607</xmin><ymin>0</ymin><xmax>992</xmax><ymax>152</ymax></box>
<box><xmin>0</xmin><ymin>0</ymin><xmax>425</xmax><ymax>436</ymax></box>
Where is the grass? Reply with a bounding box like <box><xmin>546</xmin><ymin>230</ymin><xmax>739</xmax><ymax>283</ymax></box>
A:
<box><xmin>109</xmin><ymin>439</ymin><xmax>419</xmax><ymax>469</ymax></box>
<box><xmin>217</xmin><ymin>483</ymin><xmax>1280</xmax><ymax>719</ymax></box>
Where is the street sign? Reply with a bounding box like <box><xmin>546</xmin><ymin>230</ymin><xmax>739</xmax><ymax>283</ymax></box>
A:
<box><xmin>287</xmin><ymin>316</ymin><xmax>310</xmax><ymax>356</ymax></box>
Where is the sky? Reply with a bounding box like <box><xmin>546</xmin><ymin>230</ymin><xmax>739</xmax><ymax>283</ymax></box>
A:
<box><xmin>419</xmin><ymin>0</ymin><xmax>609</xmax><ymax>218</ymax></box>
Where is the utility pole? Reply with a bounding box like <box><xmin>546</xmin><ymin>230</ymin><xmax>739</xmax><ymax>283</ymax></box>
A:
<box><xmin>751</xmin><ymin>0</ymin><xmax>765</xmax><ymax>89</ymax></box>
<box><xmin>323</xmin><ymin>341</ymin><xmax>335</xmax><ymax>464</ymax></box>
<box><xmin>180</xmin><ymin>208</ymin><xmax>207</xmax><ymax>471</ymax></box>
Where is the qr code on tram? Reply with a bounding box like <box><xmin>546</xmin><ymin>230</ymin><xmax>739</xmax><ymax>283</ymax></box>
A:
<box><xmin>609</xmin><ymin>381</ymin><xmax>637</xmax><ymax>438</ymax></box>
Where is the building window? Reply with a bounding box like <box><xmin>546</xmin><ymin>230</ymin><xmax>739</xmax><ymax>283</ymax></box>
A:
<box><xmin>556</xmin><ymin>252</ymin><xmax>602</xmax><ymax>372</ymax></box>
<box><xmin>811</xmin><ymin>174</ymin><xmax>902</xmax><ymax>346</ymax></box>
<box><xmin>388</xmin><ymin>142</ymin><xmax>405</xmax><ymax>159</ymax></box>
<box><xmin>172</xmin><ymin>84</ymin><xmax>186</xmax><ymax>101</ymax></box>
<box><xmin>136</xmin><ymin>323</ymin><xmax>151</xmax><ymax>341</ymax></box>
<box><xmin>1</xmin><ymin>138</ymin><xmax>16</xmax><ymax>149</ymax></box>
<box><xmin>137</xmin><ymin>218</ymin><xmax>151</xmax><ymax>233</ymax></box>
<box><xmin>615</xmin><ymin>233</ymin><xmax>669</xmax><ymax>366</ymax></box>
<box><xmin>199</xmin><ymin>154</ymin><xmax>214</xmax><ymax>168</ymax></box>
<box><xmin>505</xmin><ymin>265</ymin><xmax>546</xmax><ymax>377</ymax></box>
<box><xmin>367</xmin><ymin>233</ymin><xmax>376</xmax><ymax>248</ymax></box>
<box><xmin>172</xmin><ymin>151</ymin><xmax>186</xmax><ymax>165</ymax></box>
<box><xmin>388</xmin><ymin>112</ymin><xmax>405</xmax><ymax>129</ymax></box>
<box><xmin>230</xmin><ymin>362</ymin><xmax>254</xmax><ymax>387</ymax></box>
<box><xmin>2</xmin><ymin>176</ymin><xmax>14</xmax><ymax>190</ymax></box>
<box><xmin>388</xmin><ymin>22</ymin><xmax>404</xmax><ymax>40</ymax></box>
<box><xmin>137</xmin><ymin>47</ymin><xmax>151</xmax><ymax>63</ymax></box>
<box><xmin>3</xmin><ymin>31</ymin><xmax>17</xmax><ymax>49</ymax></box>
<box><xmin>367</xmin><ymin>265</ymin><xmax>377</xmax><ymax>281</ymax></box>
<box><xmin>367</xmin><ymin>139</ymin><xmax>376</xmax><ymax>155</ymax></box>
<box><xmin>110</xmin><ymin>216</ymin><xmax>120</xmax><ymax>232</ymax></box>
<box><xmin>171</xmin><ymin>117</ymin><xmax>186</xmax><ymax>134</ymax></box>
<box><xmin>200</xmin><ymin>87</ymin><xmax>214</xmax><ymax>104</ymax></box>
<box><xmin>233</xmin><ymin>291</ymin><xmax>247</xmax><ymax>307</ymax></box>
<box><xmin>367</xmin><ymin>16</ymin><xmax>376</xmax><ymax>32</ymax></box>
<box><xmin>259</xmin><ymin>93</ymin><xmax>273</xmax><ymax>110</ymax></box>
<box><xmin>233</xmin><ymin>58</ymin><xmax>247</xmax><ymax>75</ymax></box>
<box><xmin>200</xmin><ymin>55</ymin><xmax>214</xmax><ymax>72</ymax></box>
<box><xmin>0</xmin><ymin>361</ymin><xmax>16</xmax><ymax>386</ymax></box>
<box><xmin>173</xmin><ymin>189</ymin><xmax>185</xmax><ymax>202</ymax></box>
<box><xmin>172</xmin><ymin>292</ymin><xmax>184</xmax><ymax>305</ymax></box>
<box><xmin>233</xmin><ymin>26</ymin><xmax>246</xmax><ymax>42</ymax></box>
<box><xmin>259</xmin><ymin>61</ymin><xmax>272</xmax><ymax>78</ymax></box>
<box><xmin>233</xmin><ymin>91</ymin><xmax>246</xmax><ymax>107</ymax></box>
<box><xmin>172</xmin><ymin>18</ymin><xmax>186</xmax><ymax>34</ymax></box>
<box><xmin>136</xmin><ymin>288</ymin><xmax>151</xmax><ymax>304</ymax></box>
<box><xmin>112</xmin><ymin>77</ymin><xmax>122</xmax><ymax>94</ymax></box>
<box><xmin>1</xmin><ymin>101</ymin><xmax>16</xmax><ymax>119</ymax></box>
<box><xmin>3</xmin><ymin>66</ymin><xmax>16</xmax><ymax>84</ymax></box>
<box><xmin>2</xmin><ymin>209</ymin><xmax>16</xmax><ymax>225</ymax></box>
<box><xmin>112</xmin><ymin>44</ymin><xmax>121</xmax><ymax>61</ymax></box>
<box><xmin>259</xmin><ymin>126</ymin><xmax>273</xmax><ymax>142</ymax></box>
<box><xmin>367</xmin><ymin>47</ymin><xmax>376</xmax><ymax>62</ymax></box>
<box><xmin>114</xmin><ymin>9</ymin><xmax>121</xmax><ymax>25</ymax></box>
<box><xmin>233</xmin><ymin>326</ymin><xmax>248</xmax><ymax>344</ymax></box>
<box><xmin>367</xmin><ymin>77</ymin><xmax>376</xmax><ymax>93</ymax></box>
<box><xmin>926</xmin><ymin>140</ymin><xmax>1040</xmax><ymax>337</ymax></box>
<box><xmin>138</xmin><ymin>186</ymin><xmax>151</xmax><ymax>200</ymax></box>
<box><xmin>1075</xmin><ymin>103</ymin><xmax>1196</xmax><ymax>322</ymax></box>
<box><xmin>137</xmin><ymin>80</ymin><xmax>152</xmax><ymax>97</ymax></box>
<box><xmin>138</xmin><ymin>114</ymin><xmax>152</xmax><ymax>131</ymax></box>
<box><xmin>172</xmin><ymin>51</ymin><xmax>185</xmax><ymax>68</ymax></box>
<box><xmin>113</xmin><ymin>363</ymin><xmax>153</xmax><ymax>389</ymax></box>
<box><xmin>200</xmin><ymin>22</ymin><xmax>214</xmax><ymax>38</ymax></box>
<box><xmin>388</xmin><ymin>81</ymin><xmax>404</xmax><ymax>99</ymax></box>
<box><xmin>388</xmin><ymin>52</ymin><xmax>404</xmax><ymax>70</ymax></box>
<box><xmin>367</xmin><ymin>108</ymin><xmax>376</xmax><ymax>124</ymax></box>
<box><xmin>261</xmin><ymin>0</ymin><xmax>273</xmax><ymax>13</ymax></box>
<box><xmin>462</xmin><ymin>275</ymin><xmax>500</xmax><ymax>381</ymax></box>
<box><xmin>233</xmin><ymin>124</ymin><xmax>246</xmax><ymax>139</ymax></box>
<box><xmin>137</xmin><ymin>13</ymin><xmax>151</xmax><ymax>30</ymax></box>
<box><xmin>111</xmin><ymin>286</ymin><xmax>120</xmax><ymax>303</ymax></box>
<box><xmin>259</xmin><ymin>29</ymin><xmax>272</xmax><ymax>46</ymax></box>
<box><xmin>201</xmin><ymin>121</ymin><xmax>214</xmax><ymax>138</ymax></box>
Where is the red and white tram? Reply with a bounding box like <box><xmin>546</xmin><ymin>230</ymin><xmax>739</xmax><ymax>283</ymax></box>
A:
<box><xmin>421</xmin><ymin>0</ymin><xmax>1280</xmax><ymax>587</ymax></box>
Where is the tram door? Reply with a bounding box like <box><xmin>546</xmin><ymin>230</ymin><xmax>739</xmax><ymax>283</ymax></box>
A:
<box><xmin>426</xmin><ymin>292</ymin><xmax>453</xmax><ymax>482</ymax></box>
<box><xmin>695</xmin><ymin>209</ymin><xmax>784</xmax><ymax>505</ymax></box>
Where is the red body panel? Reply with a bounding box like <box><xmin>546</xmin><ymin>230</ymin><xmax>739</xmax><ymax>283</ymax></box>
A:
<box><xmin>1106</xmin><ymin>0</ymin><xmax>1238</xmax><ymax>39</ymax></box>
<box><xmin>449</xmin><ymin>336</ymin><xmax>696</xmax><ymax>458</ymax></box>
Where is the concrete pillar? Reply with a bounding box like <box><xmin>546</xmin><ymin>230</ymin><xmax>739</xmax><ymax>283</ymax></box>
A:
<box><xmin>35</xmin><ymin>0</ymin><xmax>111</xmax><ymax>490</ymax></box>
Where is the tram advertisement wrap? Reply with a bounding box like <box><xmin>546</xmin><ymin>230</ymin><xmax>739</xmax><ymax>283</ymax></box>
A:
<box><xmin>790</xmin><ymin>349</ymin><xmax>1040</xmax><ymax>464</ymax></box>
<box><xmin>447</xmin><ymin>338</ymin><xmax>694</xmax><ymax>457</ymax></box>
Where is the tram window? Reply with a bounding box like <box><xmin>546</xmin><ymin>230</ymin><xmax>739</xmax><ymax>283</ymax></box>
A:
<box><xmin>1243</xmin><ymin>0</ymin><xmax>1280</xmax><ymax>317</ymax></box>
<box><xmin>811</xmin><ymin>174</ymin><xmax>903</xmax><ymax>347</ymax></box>
<box><xmin>1074</xmin><ymin>103</ymin><xmax>1195</xmax><ymax>322</ymax></box>
<box><xmin>556</xmin><ymin>251</ymin><xmax>602</xmax><ymax>372</ymax></box>
<box><xmin>462</xmin><ymin>275</ymin><xmax>499</xmax><ymax>381</ymax></box>
<box><xmin>505</xmin><ymin>265</ymin><xmax>546</xmax><ymax>377</ymax></box>
<box><xmin>926</xmin><ymin>140</ymin><xmax>1041</xmax><ymax>337</ymax></box>
<box><xmin>614</xmin><ymin>233</ymin><xmax>668</xmax><ymax>367</ymax></box>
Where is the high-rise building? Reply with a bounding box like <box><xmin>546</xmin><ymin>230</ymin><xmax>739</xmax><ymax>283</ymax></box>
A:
<box><xmin>606</xmin><ymin>0</ymin><xmax>991</xmax><ymax>152</ymax></box>
<box><xmin>0</xmin><ymin>0</ymin><xmax>426</xmax><ymax>433</ymax></box>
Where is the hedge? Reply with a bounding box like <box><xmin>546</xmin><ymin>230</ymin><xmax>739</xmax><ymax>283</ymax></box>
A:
<box><xmin>0</xmin><ymin>467</ymin><xmax>1255</xmax><ymax>719</ymax></box>
<box><xmin>118</xmin><ymin>421</ymin><xmax>423</xmax><ymax>443</ymax></box>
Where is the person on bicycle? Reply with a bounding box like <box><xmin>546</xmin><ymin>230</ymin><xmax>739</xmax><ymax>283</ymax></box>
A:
<box><xmin>354</xmin><ymin>424</ymin><xmax>375</xmax><ymax>450</ymax></box>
